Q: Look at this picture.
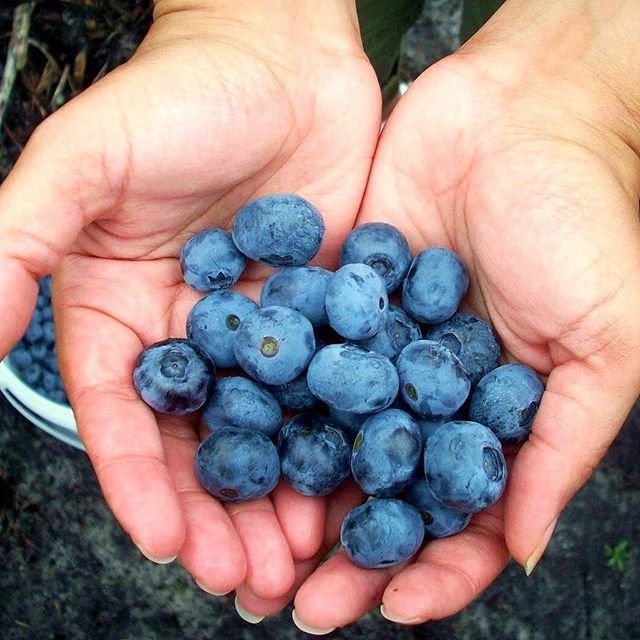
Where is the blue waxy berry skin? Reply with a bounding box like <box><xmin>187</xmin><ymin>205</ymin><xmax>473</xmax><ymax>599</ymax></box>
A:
<box><xmin>133</xmin><ymin>339</ymin><xmax>215</xmax><ymax>415</ymax></box>
<box><xmin>180</xmin><ymin>229</ymin><xmax>246</xmax><ymax>292</ymax></box>
<box><xmin>203</xmin><ymin>376</ymin><xmax>282</xmax><ymax>438</ymax></box>
<box><xmin>396</xmin><ymin>340</ymin><xmax>471</xmax><ymax>419</ymax></box>
<box><xmin>424</xmin><ymin>420</ymin><xmax>507</xmax><ymax>513</ymax></box>
<box><xmin>307</xmin><ymin>343</ymin><xmax>399</xmax><ymax>414</ymax></box>
<box><xmin>261</xmin><ymin>266</ymin><xmax>332</xmax><ymax>327</ymax></box>
<box><xmin>340</xmin><ymin>499</ymin><xmax>425</xmax><ymax>569</ymax></box>
<box><xmin>277</xmin><ymin>413</ymin><xmax>351</xmax><ymax>496</ymax></box>
<box><xmin>351</xmin><ymin>409</ymin><xmax>423</xmax><ymax>498</ymax></box>
<box><xmin>232</xmin><ymin>194</ymin><xmax>324</xmax><ymax>267</ymax></box>
<box><xmin>328</xmin><ymin>407</ymin><xmax>371</xmax><ymax>441</ymax></box>
<box><xmin>195</xmin><ymin>427</ymin><xmax>280</xmax><ymax>502</ymax></box>
<box><xmin>339</xmin><ymin>222</ymin><xmax>412</xmax><ymax>292</ymax></box>
<box><xmin>325</xmin><ymin>264</ymin><xmax>388</xmax><ymax>340</ymax></box>
<box><xmin>358</xmin><ymin>304</ymin><xmax>421</xmax><ymax>361</ymax></box>
<box><xmin>268</xmin><ymin>373</ymin><xmax>319</xmax><ymax>412</ymax></box>
<box><xmin>426</xmin><ymin>313</ymin><xmax>500</xmax><ymax>387</ymax></box>
<box><xmin>187</xmin><ymin>290</ymin><xmax>258</xmax><ymax>368</ymax></box>
<box><xmin>403</xmin><ymin>478</ymin><xmax>472</xmax><ymax>538</ymax></box>
<box><xmin>402</xmin><ymin>247</ymin><xmax>469</xmax><ymax>324</ymax></box>
<box><xmin>469</xmin><ymin>363</ymin><xmax>544</xmax><ymax>443</ymax></box>
<box><xmin>233</xmin><ymin>306</ymin><xmax>315</xmax><ymax>385</ymax></box>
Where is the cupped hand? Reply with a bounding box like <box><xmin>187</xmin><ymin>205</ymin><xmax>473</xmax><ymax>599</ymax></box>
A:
<box><xmin>290</xmin><ymin>2</ymin><xmax>640</xmax><ymax>630</ymax></box>
<box><xmin>0</xmin><ymin>0</ymin><xmax>381</xmax><ymax>599</ymax></box>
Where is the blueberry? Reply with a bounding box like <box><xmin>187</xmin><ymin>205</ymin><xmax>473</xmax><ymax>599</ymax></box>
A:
<box><xmin>234</xmin><ymin>306</ymin><xmax>315</xmax><ymax>385</ymax></box>
<box><xmin>358</xmin><ymin>304</ymin><xmax>421</xmax><ymax>361</ymax></box>
<box><xmin>277</xmin><ymin>413</ymin><xmax>351</xmax><ymax>496</ymax></box>
<box><xmin>195</xmin><ymin>427</ymin><xmax>280</xmax><ymax>502</ymax></box>
<box><xmin>232</xmin><ymin>194</ymin><xmax>324</xmax><ymax>266</ymax></box>
<box><xmin>9</xmin><ymin>348</ymin><xmax>32</xmax><ymax>371</ymax></box>
<box><xmin>340</xmin><ymin>222</ymin><xmax>412</xmax><ymax>292</ymax></box>
<box><xmin>340</xmin><ymin>499</ymin><xmax>425</xmax><ymax>569</ymax></box>
<box><xmin>426</xmin><ymin>313</ymin><xmax>500</xmax><ymax>386</ymax></box>
<box><xmin>180</xmin><ymin>229</ymin><xmax>246</xmax><ymax>292</ymax></box>
<box><xmin>42</xmin><ymin>306</ymin><xmax>53</xmax><ymax>322</ymax></box>
<box><xmin>403</xmin><ymin>478</ymin><xmax>472</xmax><ymax>538</ymax></box>
<box><xmin>29</xmin><ymin>341</ymin><xmax>49</xmax><ymax>363</ymax></box>
<box><xmin>42</xmin><ymin>371</ymin><xmax>59</xmax><ymax>393</ymax></box>
<box><xmin>417</xmin><ymin>418</ymin><xmax>447</xmax><ymax>443</ymax></box>
<box><xmin>42</xmin><ymin>320</ymin><xmax>56</xmax><ymax>346</ymax></box>
<box><xmin>24</xmin><ymin>317</ymin><xmax>44</xmax><ymax>344</ymax></box>
<box><xmin>187</xmin><ymin>290</ymin><xmax>258</xmax><ymax>368</ymax></box>
<box><xmin>351</xmin><ymin>409</ymin><xmax>422</xmax><ymax>497</ymax></box>
<box><xmin>396</xmin><ymin>340</ymin><xmax>470</xmax><ymax>419</ymax></box>
<box><xmin>328</xmin><ymin>407</ymin><xmax>371</xmax><ymax>441</ymax></box>
<box><xmin>402</xmin><ymin>247</ymin><xmax>469</xmax><ymax>324</ymax></box>
<box><xmin>45</xmin><ymin>353</ymin><xmax>61</xmax><ymax>375</ymax></box>
<box><xmin>325</xmin><ymin>264</ymin><xmax>388</xmax><ymax>340</ymax></box>
<box><xmin>22</xmin><ymin>363</ymin><xmax>43</xmax><ymax>387</ymax></box>
<box><xmin>307</xmin><ymin>343</ymin><xmax>399</xmax><ymax>414</ymax></box>
<box><xmin>39</xmin><ymin>276</ymin><xmax>52</xmax><ymax>298</ymax></box>
<box><xmin>203</xmin><ymin>376</ymin><xmax>282</xmax><ymax>438</ymax></box>
<box><xmin>37</xmin><ymin>293</ymin><xmax>49</xmax><ymax>309</ymax></box>
<box><xmin>268</xmin><ymin>373</ymin><xmax>318</xmax><ymax>411</ymax></box>
<box><xmin>133</xmin><ymin>339</ymin><xmax>215</xmax><ymax>415</ymax></box>
<box><xmin>469</xmin><ymin>363</ymin><xmax>544</xmax><ymax>443</ymax></box>
<box><xmin>49</xmin><ymin>389</ymin><xmax>68</xmax><ymax>405</ymax></box>
<box><xmin>261</xmin><ymin>266</ymin><xmax>331</xmax><ymax>327</ymax></box>
<box><xmin>424</xmin><ymin>420</ymin><xmax>507</xmax><ymax>512</ymax></box>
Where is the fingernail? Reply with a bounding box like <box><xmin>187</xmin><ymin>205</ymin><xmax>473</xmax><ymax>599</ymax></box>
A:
<box><xmin>380</xmin><ymin>604</ymin><xmax>423</xmax><ymax>625</ymax></box>
<box><xmin>525</xmin><ymin>517</ymin><xmax>558</xmax><ymax>576</ymax></box>
<box><xmin>234</xmin><ymin>596</ymin><xmax>265</xmax><ymax>624</ymax></box>
<box><xmin>134</xmin><ymin>541</ymin><xmax>177</xmax><ymax>565</ymax></box>
<box><xmin>291</xmin><ymin>609</ymin><xmax>335</xmax><ymax>635</ymax></box>
<box><xmin>194</xmin><ymin>579</ymin><xmax>230</xmax><ymax>597</ymax></box>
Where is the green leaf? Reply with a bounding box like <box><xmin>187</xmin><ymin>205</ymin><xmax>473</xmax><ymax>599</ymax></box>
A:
<box><xmin>460</xmin><ymin>0</ymin><xmax>505</xmax><ymax>44</ymax></box>
<box><xmin>358</xmin><ymin>0</ymin><xmax>426</xmax><ymax>88</ymax></box>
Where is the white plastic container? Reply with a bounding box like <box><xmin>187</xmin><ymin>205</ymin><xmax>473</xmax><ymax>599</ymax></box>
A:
<box><xmin>0</xmin><ymin>358</ymin><xmax>83</xmax><ymax>450</ymax></box>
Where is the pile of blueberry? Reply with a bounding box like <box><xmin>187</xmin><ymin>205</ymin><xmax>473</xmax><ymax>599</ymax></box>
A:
<box><xmin>8</xmin><ymin>276</ymin><xmax>69</xmax><ymax>405</ymax></box>
<box><xmin>133</xmin><ymin>194</ymin><xmax>545</xmax><ymax>569</ymax></box>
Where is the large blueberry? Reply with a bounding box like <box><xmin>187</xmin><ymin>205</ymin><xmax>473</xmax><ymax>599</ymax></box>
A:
<box><xmin>426</xmin><ymin>313</ymin><xmax>500</xmax><ymax>386</ymax></box>
<box><xmin>307</xmin><ymin>343</ymin><xmax>398</xmax><ymax>414</ymax></box>
<box><xmin>180</xmin><ymin>229</ymin><xmax>246</xmax><ymax>292</ymax></box>
<box><xmin>403</xmin><ymin>477</ymin><xmax>472</xmax><ymax>538</ymax></box>
<box><xmin>358</xmin><ymin>304</ymin><xmax>421</xmax><ymax>361</ymax></box>
<box><xmin>133</xmin><ymin>339</ymin><xmax>215</xmax><ymax>415</ymax></box>
<box><xmin>328</xmin><ymin>407</ymin><xmax>371</xmax><ymax>441</ymax></box>
<box><xmin>187</xmin><ymin>290</ymin><xmax>258</xmax><ymax>368</ymax></box>
<box><xmin>402</xmin><ymin>247</ymin><xmax>469</xmax><ymax>324</ymax></box>
<box><xmin>325</xmin><ymin>264</ymin><xmax>388</xmax><ymax>340</ymax></box>
<box><xmin>203</xmin><ymin>376</ymin><xmax>282</xmax><ymax>438</ymax></box>
<box><xmin>261</xmin><ymin>266</ymin><xmax>331</xmax><ymax>327</ymax></box>
<box><xmin>340</xmin><ymin>499</ymin><xmax>425</xmax><ymax>569</ymax></box>
<box><xmin>232</xmin><ymin>194</ymin><xmax>324</xmax><ymax>266</ymax></box>
<box><xmin>195</xmin><ymin>427</ymin><xmax>280</xmax><ymax>502</ymax></box>
<box><xmin>277</xmin><ymin>413</ymin><xmax>351</xmax><ymax>496</ymax></box>
<box><xmin>268</xmin><ymin>373</ymin><xmax>318</xmax><ymax>411</ymax></box>
<box><xmin>396</xmin><ymin>340</ymin><xmax>470</xmax><ymax>419</ymax></box>
<box><xmin>424</xmin><ymin>420</ymin><xmax>507</xmax><ymax>512</ymax></box>
<box><xmin>340</xmin><ymin>222</ymin><xmax>412</xmax><ymax>292</ymax></box>
<box><xmin>469</xmin><ymin>363</ymin><xmax>544</xmax><ymax>443</ymax></box>
<box><xmin>351</xmin><ymin>409</ymin><xmax>422</xmax><ymax>497</ymax></box>
<box><xmin>234</xmin><ymin>306</ymin><xmax>315</xmax><ymax>385</ymax></box>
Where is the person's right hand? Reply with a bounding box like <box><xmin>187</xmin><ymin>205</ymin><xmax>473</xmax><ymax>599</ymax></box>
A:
<box><xmin>0</xmin><ymin>0</ymin><xmax>380</xmax><ymax>600</ymax></box>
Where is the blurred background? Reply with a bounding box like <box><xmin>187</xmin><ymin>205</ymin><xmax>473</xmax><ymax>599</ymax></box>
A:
<box><xmin>0</xmin><ymin>1</ymin><xmax>638</xmax><ymax>638</ymax></box>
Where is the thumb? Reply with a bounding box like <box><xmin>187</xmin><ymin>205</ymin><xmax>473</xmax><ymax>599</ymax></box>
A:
<box><xmin>505</xmin><ymin>287</ymin><xmax>640</xmax><ymax>574</ymax></box>
<box><xmin>0</xmin><ymin>88</ymin><xmax>127</xmax><ymax>356</ymax></box>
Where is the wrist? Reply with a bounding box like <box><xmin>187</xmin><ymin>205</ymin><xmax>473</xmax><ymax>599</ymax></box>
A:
<box><xmin>151</xmin><ymin>0</ymin><xmax>362</xmax><ymax>56</ymax></box>
<box><xmin>460</xmin><ymin>0</ymin><xmax>640</xmax><ymax>155</ymax></box>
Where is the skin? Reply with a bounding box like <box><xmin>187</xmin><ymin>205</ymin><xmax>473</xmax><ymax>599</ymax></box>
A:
<box><xmin>1</xmin><ymin>0</ymin><xmax>640</xmax><ymax>631</ymax></box>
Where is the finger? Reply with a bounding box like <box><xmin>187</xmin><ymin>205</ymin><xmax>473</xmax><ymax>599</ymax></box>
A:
<box><xmin>506</xmin><ymin>352</ymin><xmax>640</xmax><ymax>573</ymax></box>
<box><xmin>292</xmin><ymin>550</ymin><xmax>401</xmax><ymax>631</ymax></box>
<box><xmin>380</xmin><ymin>503</ymin><xmax>509</xmax><ymax>624</ymax></box>
<box><xmin>227</xmin><ymin>498</ymin><xmax>296</xmax><ymax>600</ymax></box>
<box><xmin>271</xmin><ymin>481</ymin><xmax>326</xmax><ymax>561</ymax></box>
<box><xmin>60</xmin><ymin>308</ymin><xmax>186</xmax><ymax>561</ymax></box>
<box><xmin>235</xmin><ymin>552</ymin><xmax>323</xmax><ymax>621</ymax></box>
<box><xmin>160</xmin><ymin>414</ymin><xmax>247</xmax><ymax>595</ymax></box>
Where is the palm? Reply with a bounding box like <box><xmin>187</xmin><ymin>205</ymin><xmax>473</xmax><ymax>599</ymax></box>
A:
<box><xmin>291</xmin><ymin>55</ymin><xmax>640</xmax><ymax>627</ymax></box>
<box><xmin>44</xmin><ymin>31</ymin><xmax>381</xmax><ymax>595</ymax></box>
